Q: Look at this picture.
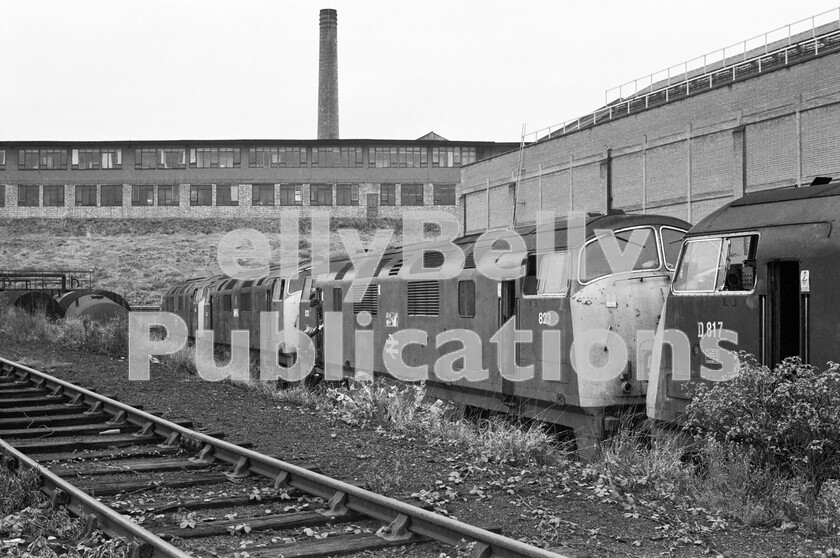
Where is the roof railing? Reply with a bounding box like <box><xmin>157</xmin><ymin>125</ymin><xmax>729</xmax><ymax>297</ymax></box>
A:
<box><xmin>0</xmin><ymin>269</ymin><xmax>95</xmax><ymax>292</ymax></box>
<box><xmin>523</xmin><ymin>7</ymin><xmax>840</xmax><ymax>145</ymax></box>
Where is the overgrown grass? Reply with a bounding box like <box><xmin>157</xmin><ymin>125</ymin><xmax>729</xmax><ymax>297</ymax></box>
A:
<box><xmin>0</xmin><ymin>217</ymin><xmax>405</xmax><ymax>306</ymax></box>
<box><xmin>0</xmin><ymin>308</ymin><xmax>128</xmax><ymax>355</ymax></box>
<box><xmin>285</xmin><ymin>379</ymin><xmax>562</xmax><ymax>466</ymax></box>
<box><xmin>594</xmin><ymin>428</ymin><xmax>840</xmax><ymax>534</ymax></box>
<box><xmin>0</xmin><ymin>466</ymin><xmax>132</xmax><ymax>557</ymax></box>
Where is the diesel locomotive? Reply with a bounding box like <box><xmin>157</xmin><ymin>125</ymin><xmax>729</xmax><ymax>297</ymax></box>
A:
<box><xmin>161</xmin><ymin>212</ymin><xmax>689</xmax><ymax>455</ymax></box>
<box><xmin>647</xmin><ymin>178</ymin><xmax>840</xmax><ymax>428</ymax></box>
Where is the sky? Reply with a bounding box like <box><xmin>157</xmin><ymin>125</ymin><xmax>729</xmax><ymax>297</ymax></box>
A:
<box><xmin>1</xmin><ymin>1</ymin><xmax>838</xmax><ymax>143</ymax></box>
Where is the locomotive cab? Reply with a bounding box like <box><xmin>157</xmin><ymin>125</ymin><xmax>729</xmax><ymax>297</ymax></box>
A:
<box><xmin>647</xmin><ymin>179</ymin><xmax>840</xmax><ymax>427</ymax></box>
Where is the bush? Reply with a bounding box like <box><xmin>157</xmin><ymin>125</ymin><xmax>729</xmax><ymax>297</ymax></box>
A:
<box><xmin>685</xmin><ymin>356</ymin><xmax>840</xmax><ymax>496</ymax></box>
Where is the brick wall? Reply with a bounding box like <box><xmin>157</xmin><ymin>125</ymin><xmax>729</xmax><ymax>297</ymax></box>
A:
<box><xmin>461</xmin><ymin>50</ymin><xmax>840</xmax><ymax>233</ymax></box>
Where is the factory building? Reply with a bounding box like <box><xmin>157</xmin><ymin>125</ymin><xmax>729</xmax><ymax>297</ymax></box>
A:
<box><xmin>0</xmin><ymin>137</ymin><xmax>515</xmax><ymax>219</ymax></box>
<box><xmin>460</xmin><ymin>10</ymin><xmax>840</xmax><ymax>232</ymax></box>
<box><xmin>0</xmin><ymin>9</ymin><xmax>518</xmax><ymax>219</ymax></box>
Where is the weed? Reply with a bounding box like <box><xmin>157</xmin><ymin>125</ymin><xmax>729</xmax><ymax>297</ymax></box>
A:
<box><xmin>325</xmin><ymin>380</ymin><xmax>561</xmax><ymax>465</ymax></box>
<box><xmin>0</xmin><ymin>465</ymin><xmax>134</xmax><ymax>557</ymax></box>
<box><xmin>254</xmin><ymin>381</ymin><xmax>325</xmax><ymax>409</ymax></box>
<box><xmin>0</xmin><ymin>308</ymin><xmax>128</xmax><ymax>356</ymax></box>
<box><xmin>162</xmin><ymin>345</ymin><xmax>198</xmax><ymax>376</ymax></box>
<box><xmin>363</xmin><ymin>460</ymin><xmax>409</xmax><ymax>495</ymax></box>
<box><xmin>0</xmin><ymin>467</ymin><xmax>42</xmax><ymax>516</ymax></box>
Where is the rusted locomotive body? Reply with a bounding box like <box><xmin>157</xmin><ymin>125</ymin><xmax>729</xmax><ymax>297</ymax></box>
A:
<box><xmin>647</xmin><ymin>180</ymin><xmax>840</xmax><ymax>427</ymax></box>
<box><xmin>309</xmin><ymin>214</ymin><xmax>688</xmax><ymax>454</ymax></box>
<box><xmin>158</xmin><ymin>213</ymin><xmax>688</xmax><ymax>453</ymax></box>
<box><xmin>161</xmin><ymin>266</ymin><xmax>310</xmax><ymax>351</ymax></box>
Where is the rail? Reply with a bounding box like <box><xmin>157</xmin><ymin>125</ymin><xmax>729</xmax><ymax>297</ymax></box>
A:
<box><xmin>0</xmin><ymin>438</ymin><xmax>192</xmax><ymax>558</ymax></box>
<box><xmin>0</xmin><ymin>356</ymin><xmax>569</xmax><ymax>558</ymax></box>
<box><xmin>524</xmin><ymin>7</ymin><xmax>840</xmax><ymax>144</ymax></box>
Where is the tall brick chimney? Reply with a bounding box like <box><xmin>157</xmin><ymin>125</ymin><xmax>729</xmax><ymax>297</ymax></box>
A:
<box><xmin>317</xmin><ymin>8</ymin><xmax>339</xmax><ymax>140</ymax></box>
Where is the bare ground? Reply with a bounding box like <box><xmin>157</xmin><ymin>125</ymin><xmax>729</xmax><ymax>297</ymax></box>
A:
<box><xmin>0</xmin><ymin>334</ymin><xmax>835</xmax><ymax>558</ymax></box>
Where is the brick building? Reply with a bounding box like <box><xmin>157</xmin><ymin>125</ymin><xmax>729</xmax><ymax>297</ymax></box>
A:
<box><xmin>460</xmin><ymin>14</ymin><xmax>840</xmax><ymax>233</ymax></box>
<box><xmin>0</xmin><ymin>9</ymin><xmax>520</xmax><ymax>221</ymax></box>
<box><xmin>0</xmin><ymin>135</ymin><xmax>517</xmax><ymax>219</ymax></box>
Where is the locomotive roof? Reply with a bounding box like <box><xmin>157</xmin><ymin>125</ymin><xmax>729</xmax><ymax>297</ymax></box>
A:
<box><xmin>688</xmin><ymin>181</ymin><xmax>840</xmax><ymax>236</ymax></box>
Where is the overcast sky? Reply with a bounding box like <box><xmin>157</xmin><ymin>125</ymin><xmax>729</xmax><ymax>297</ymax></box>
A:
<box><xmin>1</xmin><ymin>1</ymin><xmax>837</xmax><ymax>142</ymax></box>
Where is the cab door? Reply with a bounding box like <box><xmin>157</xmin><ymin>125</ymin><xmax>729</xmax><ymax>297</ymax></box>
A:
<box><xmin>297</xmin><ymin>277</ymin><xmax>319</xmax><ymax>335</ymax></box>
<box><xmin>766</xmin><ymin>260</ymin><xmax>801</xmax><ymax>365</ymax></box>
<box><xmin>498</xmin><ymin>280</ymin><xmax>517</xmax><ymax>400</ymax></box>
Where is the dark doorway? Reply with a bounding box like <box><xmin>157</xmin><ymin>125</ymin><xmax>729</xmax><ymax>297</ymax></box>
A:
<box><xmin>366</xmin><ymin>194</ymin><xmax>378</xmax><ymax>219</ymax></box>
<box><xmin>768</xmin><ymin>261</ymin><xmax>800</xmax><ymax>365</ymax></box>
<box><xmin>499</xmin><ymin>280</ymin><xmax>517</xmax><ymax>399</ymax></box>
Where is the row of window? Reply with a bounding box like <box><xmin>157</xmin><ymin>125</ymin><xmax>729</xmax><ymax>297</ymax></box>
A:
<box><xmin>1</xmin><ymin>183</ymin><xmax>457</xmax><ymax>208</ymax></box>
<box><xmin>7</xmin><ymin>146</ymin><xmax>478</xmax><ymax>170</ymax></box>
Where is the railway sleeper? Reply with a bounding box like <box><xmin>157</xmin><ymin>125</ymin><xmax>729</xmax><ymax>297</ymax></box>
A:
<box><xmin>0</xmin><ymin>402</ymin><xmax>145</xmax><ymax>418</ymax></box>
<box><xmin>0</xmin><ymin>418</ymin><xmax>193</xmax><ymax>439</ymax></box>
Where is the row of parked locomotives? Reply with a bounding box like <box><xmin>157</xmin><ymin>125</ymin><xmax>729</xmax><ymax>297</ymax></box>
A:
<box><xmin>313</xmin><ymin>214</ymin><xmax>688</xmax><ymax>455</ymax></box>
<box><xmin>163</xmin><ymin>212</ymin><xmax>690</xmax><ymax>455</ymax></box>
<box><xmin>161</xmin><ymin>266</ymin><xmax>310</xmax><ymax>352</ymax></box>
<box><xmin>647</xmin><ymin>179</ymin><xmax>840</xmax><ymax>428</ymax></box>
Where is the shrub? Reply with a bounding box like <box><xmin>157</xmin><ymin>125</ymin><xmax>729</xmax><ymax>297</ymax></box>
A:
<box><xmin>685</xmin><ymin>356</ymin><xmax>840</xmax><ymax>496</ymax></box>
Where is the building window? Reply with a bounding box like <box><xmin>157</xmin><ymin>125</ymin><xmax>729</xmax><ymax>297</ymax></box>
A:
<box><xmin>278</xmin><ymin>184</ymin><xmax>302</xmax><ymax>206</ymax></box>
<box><xmin>72</xmin><ymin>149</ymin><xmax>122</xmax><ymax>170</ymax></box>
<box><xmin>432</xmin><ymin>147</ymin><xmax>476</xmax><ymax>167</ymax></box>
<box><xmin>101</xmin><ymin>185</ymin><xmax>123</xmax><ymax>207</ymax></box>
<box><xmin>400</xmin><ymin>184</ymin><xmax>424</xmax><ymax>206</ymax></box>
<box><xmin>18</xmin><ymin>185</ymin><xmax>39</xmax><ymax>207</ymax></box>
<box><xmin>217</xmin><ymin>184</ymin><xmax>239</xmax><ymax>206</ymax></box>
<box><xmin>310</xmin><ymin>184</ymin><xmax>333</xmax><ymax>206</ymax></box>
<box><xmin>368</xmin><ymin>147</ymin><xmax>427</xmax><ymax>168</ymax></box>
<box><xmin>19</xmin><ymin>149</ymin><xmax>67</xmax><ymax>170</ymax></box>
<box><xmin>252</xmin><ymin>184</ymin><xmax>275</xmax><ymax>206</ymax></box>
<box><xmin>76</xmin><ymin>185</ymin><xmax>97</xmax><ymax>206</ymax></box>
<box><xmin>191</xmin><ymin>147</ymin><xmax>240</xmax><ymax>168</ymax></box>
<box><xmin>313</xmin><ymin>147</ymin><xmax>341</xmax><ymax>168</ymax></box>
<box><xmin>336</xmin><ymin>184</ymin><xmax>359</xmax><ymax>206</ymax></box>
<box><xmin>380</xmin><ymin>184</ymin><xmax>396</xmax><ymax>206</ymax></box>
<box><xmin>458</xmin><ymin>280</ymin><xmax>475</xmax><ymax>317</ymax></box>
<box><xmin>135</xmin><ymin>149</ymin><xmax>158</xmax><ymax>169</ymax></box>
<box><xmin>309</xmin><ymin>147</ymin><xmax>364</xmax><ymax>167</ymax></box>
<box><xmin>132</xmin><ymin>185</ymin><xmax>154</xmax><ymax>206</ymax></box>
<box><xmin>248</xmin><ymin>147</ymin><xmax>306</xmax><ymax>168</ymax></box>
<box><xmin>41</xmin><ymin>150</ymin><xmax>66</xmax><ymax>170</ymax></box>
<box><xmin>157</xmin><ymin>185</ymin><xmax>178</xmax><ymax>206</ymax></box>
<box><xmin>19</xmin><ymin>150</ymin><xmax>38</xmax><ymax>170</ymax></box>
<box><xmin>0</xmin><ymin>150</ymin><xmax>7</xmax><ymax>169</ymax></box>
<box><xmin>158</xmin><ymin>148</ymin><xmax>186</xmax><ymax>169</ymax></box>
<box><xmin>43</xmin><ymin>185</ymin><xmax>64</xmax><ymax>207</ymax></box>
<box><xmin>190</xmin><ymin>185</ymin><xmax>212</xmax><ymax>206</ymax></box>
<box><xmin>341</xmin><ymin>147</ymin><xmax>364</xmax><ymax>167</ymax></box>
<box><xmin>434</xmin><ymin>184</ymin><xmax>456</xmax><ymax>205</ymax></box>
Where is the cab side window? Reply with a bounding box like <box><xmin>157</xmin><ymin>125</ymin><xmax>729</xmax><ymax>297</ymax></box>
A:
<box><xmin>580</xmin><ymin>227</ymin><xmax>659</xmax><ymax>283</ymax></box>
<box><xmin>458</xmin><ymin>280</ymin><xmax>475</xmax><ymax>317</ymax></box>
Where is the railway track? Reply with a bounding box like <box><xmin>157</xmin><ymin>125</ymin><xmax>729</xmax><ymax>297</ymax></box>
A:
<box><xmin>0</xmin><ymin>356</ymin><xmax>569</xmax><ymax>558</ymax></box>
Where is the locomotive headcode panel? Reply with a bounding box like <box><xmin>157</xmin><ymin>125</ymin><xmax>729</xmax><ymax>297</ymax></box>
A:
<box><xmin>648</xmin><ymin>179</ymin><xmax>840</xmax><ymax>426</ymax></box>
